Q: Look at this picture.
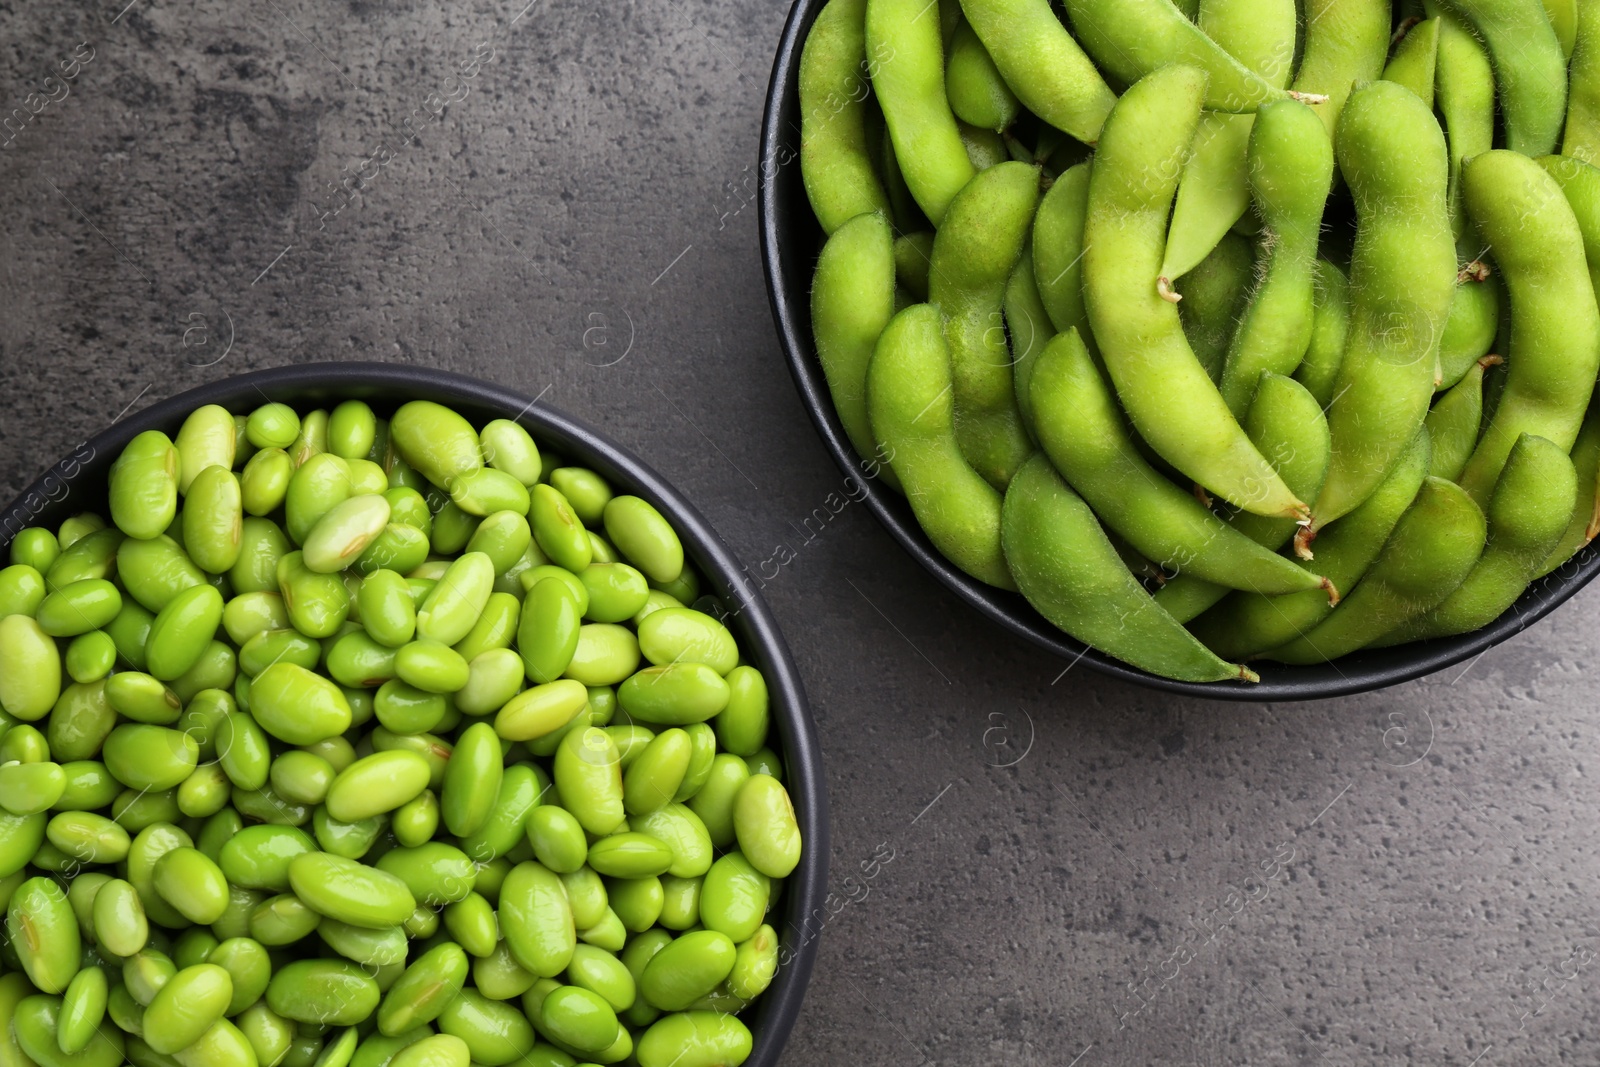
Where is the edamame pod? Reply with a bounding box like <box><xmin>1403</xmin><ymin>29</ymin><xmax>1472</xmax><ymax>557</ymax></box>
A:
<box><xmin>810</xmin><ymin>211</ymin><xmax>897</xmax><ymax>481</ymax></box>
<box><xmin>1216</xmin><ymin>100</ymin><xmax>1334</xmax><ymax>417</ymax></box>
<box><xmin>1002</xmin><ymin>455</ymin><xmax>1257</xmax><ymax>682</ymax></box>
<box><xmin>1063</xmin><ymin>0</ymin><xmax>1307</xmax><ymax>112</ymax></box>
<box><xmin>1264</xmin><ymin>477</ymin><xmax>1487</xmax><ymax>662</ymax></box>
<box><xmin>866</xmin><ymin>304</ymin><xmax>1014</xmax><ymax>588</ymax></box>
<box><xmin>864</xmin><ymin>0</ymin><xmax>975</xmax><ymax>224</ymax></box>
<box><xmin>957</xmin><ymin>0</ymin><xmax>1114</xmax><ymax>143</ymax></box>
<box><xmin>1540</xmin><ymin>399</ymin><xmax>1600</xmax><ymax>574</ymax></box>
<box><xmin>1030</xmin><ymin>161</ymin><xmax>1090</xmax><ymax>340</ymax></box>
<box><xmin>1564</xmin><ymin>0</ymin><xmax>1600</xmax><ymax>163</ymax></box>
<box><xmin>1383</xmin><ymin>17</ymin><xmax>1439</xmax><ymax>107</ymax></box>
<box><xmin>798</xmin><ymin>0</ymin><xmax>890</xmax><ymax>235</ymax></box>
<box><xmin>1294</xmin><ymin>258</ymin><xmax>1350</xmax><ymax>407</ymax></box>
<box><xmin>945</xmin><ymin>21</ymin><xmax>1017</xmax><ymax>132</ymax></box>
<box><xmin>1299</xmin><ymin>81</ymin><xmax>1455</xmax><ymax>551</ymax></box>
<box><xmin>1426</xmin><ymin>355</ymin><xmax>1500</xmax><ymax>483</ymax></box>
<box><xmin>1161</xmin><ymin>0</ymin><xmax>1297</xmax><ymax>283</ymax></box>
<box><xmin>1083</xmin><ymin>66</ymin><xmax>1303</xmax><ymax>519</ymax></box>
<box><xmin>1456</xmin><ymin>152</ymin><xmax>1600</xmax><ymax>507</ymax></box>
<box><xmin>1177</xmin><ymin>230</ymin><xmax>1256</xmax><ymax>383</ymax></box>
<box><xmin>1153</xmin><ymin>373</ymin><xmax>1332</xmax><ymax>622</ymax></box>
<box><xmin>928</xmin><ymin>161</ymin><xmax>1039</xmax><ymax>489</ymax></box>
<box><xmin>1441</xmin><ymin>0</ymin><xmax>1566</xmax><ymax>156</ymax></box>
<box><xmin>1384</xmin><ymin>435</ymin><xmax>1576</xmax><ymax>643</ymax></box>
<box><xmin>1030</xmin><ymin>330</ymin><xmax>1332</xmax><ymax>595</ymax></box>
<box><xmin>1291</xmin><ymin>0</ymin><xmax>1389</xmax><ymax>139</ymax></box>
<box><xmin>1196</xmin><ymin>427</ymin><xmax>1432</xmax><ymax>658</ymax></box>
<box><xmin>1003</xmin><ymin>238</ymin><xmax>1053</xmax><ymax>437</ymax></box>
<box><xmin>1435</xmin><ymin>272</ymin><xmax>1501</xmax><ymax>391</ymax></box>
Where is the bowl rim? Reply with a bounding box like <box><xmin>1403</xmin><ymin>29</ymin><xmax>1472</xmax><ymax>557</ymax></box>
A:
<box><xmin>0</xmin><ymin>361</ymin><xmax>829</xmax><ymax>1064</ymax></box>
<box><xmin>755</xmin><ymin>0</ymin><xmax>1600</xmax><ymax>701</ymax></box>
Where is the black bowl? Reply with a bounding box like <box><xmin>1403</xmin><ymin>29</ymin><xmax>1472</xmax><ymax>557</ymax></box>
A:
<box><xmin>0</xmin><ymin>361</ymin><xmax>828</xmax><ymax>1065</ymax></box>
<box><xmin>757</xmin><ymin>0</ymin><xmax>1600</xmax><ymax>700</ymax></box>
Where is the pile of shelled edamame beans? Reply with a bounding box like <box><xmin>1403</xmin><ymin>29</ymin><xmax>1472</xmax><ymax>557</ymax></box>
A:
<box><xmin>801</xmin><ymin>0</ymin><xmax>1600</xmax><ymax>682</ymax></box>
<box><xmin>0</xmin><ymin>398</ymin><xmax>802</xmax><ymax>1067</ymax></box>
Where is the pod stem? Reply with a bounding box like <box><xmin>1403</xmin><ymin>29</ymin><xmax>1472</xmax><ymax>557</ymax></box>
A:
<box><xmin>1478</xmin><ymin>353</ymin><xmax>1505</xmax><ymax>371</ymax></box>
<box><xmin>1293</xmin><ymin>521</ymin><xmax>1318</xmax><ymax>561</ymax></box>
<box><xmin>1391</xmin><ymin>15</ymin><xmax>1423</xmax><ymax>45</ymax></box>
<box><xmin>1192</xmin><ymin>483</ymin><xmax>1213</xmax><ymax>509</ymax></box>
<box><xmin>1157</xmin><ymin>276</ymin><xmax>1182</xmax><ymax>303</ymax></box>
<box><xmin>1458</xmin><ymin>259</ymin><xmax>1492</xmax><ymax>283</ymax></box>
<box><xmin>1235</xmin><ymin>665</ymin><xmax>1261</xmax><ymax>683</ymax></box>
<box><xmin>1320</xmin><ymin>577</ymin><xmax>1340</xmax><ymax>607</ymax></box>
<box><xmin>1287</xmin><ymin>90</ymin><xmax>1330</xmax><ymax>106</ymax></box>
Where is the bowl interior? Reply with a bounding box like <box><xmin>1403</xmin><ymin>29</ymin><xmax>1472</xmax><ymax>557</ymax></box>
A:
<box><xmin>0</xmin><ymin>361</ymin><xmax>827</xmax><ymax>1066</ymax></box>
<box><xmin>756</xmin><ymin>0</ymin><xmax>1600</xmax><ymax>701</ymax></box>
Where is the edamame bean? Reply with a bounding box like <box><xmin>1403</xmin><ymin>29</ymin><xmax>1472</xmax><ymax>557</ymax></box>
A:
<box><xmin>1297</xmin><ymin>80</ymin><xmax>1456</xmax><ymax>553</ymax></box>
<box><xmin>288</xmin><ymin>852</ymin><xmax>416</xmax><ymax>929</ymax></box>
<box><xmin>562</xmin><ymin>624</ymin><xmax>640</xmax><ymax>687</ymax></box>
<box><xmin>10</xmin><ymin>528</ymin><xmax>59</xmax><ymax>573</ymax></box>
<box><xmin>498</xmin><ymin>862</ymin><xmax>574</xmax><ymax>978</ymax></box>
<box><xmin>328</xmin><ymin>401</ymin><xmax>377</xmax><ymax>460</ymax></box>
<box><xmin>13</xmin><ymin>994</ymin><xmax>126</xmax><ymax>1067</ymax></box>
<box><xmin>153</xmin><ymin>846</ymin><xmax>230</xmax><ymax>924</ymax></box>
<box><xmin>145</xmin><ymin>583</ymin><xmax>225</xmax><ymax>681</ymax></box>
<box><xmin>390</xmin><ymin>402</ymin><xmax>483</xmax><ymax>489</ymax></box>
<box><xmin>47</xmin><ymin>809</ymin><xmax>130</xmax><ymax>862</ymax></box>
<box><xmin>277</xmin><ymin>551</ymin><xmax>351</xmax><ymax>639</ymax></box>
<box><xmin>36</xmin><ymin>579</ymin><xmax>123</xmax><ymax>637</ymax></box>
<box><xmin>377</xmin><ymin>941</ymin><xmax>468</xmax><ymax>1035</ymax></box>
<box><xmin>415</xmin><ymin>553</ymin><xmax>493</xmax><ymax>646</ymax></box>
<box><xmin>0</xmin><ymin>810</ymin><xmax>45</xmax><ymax>878</ymax></box>
<box><xmin>302</xmin><ymin>495</ymin><xmax>392</xmax><ymax>574</ymax></box>
<box><xmin>184</xmin><ymin>467</ymin><xmax>244</xmax><ymax>575</ymax></box>
<box><xmin>0</xmin><ymin>615</ymin><xmax>61</xmax><ymax>720</ymax></box>
<box><xmin>465</xmin><ymin>512</ymin><xmax>533</xmax><ymax>578</ymax></box>
<box><xmin>700</xmin><ymin>853</ymin><xmax>769</xmax><ymax>944</ymax></box>
<box><xmin>143</xmin><ymin>964</ymin><xmax>233</xmax><ymax>1054</ymax></box>
<box><xmin>638</xmin><ymin>932</ymin><xmax>737</xmax><ymax>1012</ymax></box>
<box><xmin>0</xmin><ymin>564</ymin><xmax>46</xmax><ymax>618</ymax></box>
<box><xmin>111</xmin><ymin>432</ymin><xmax>180</xmax><ymax>540</ymax></box>
<box><xmin>518</xmin><ymin>577</ymin><xmax>581</xmax><ymax>685</ymax></box>
<box><xmin>242</xmin><ymin>448</ymin><xmax>294</xmax><ymax>517</ymax></box>
<box><xmin>1084</xmin><ymin>67</ymin><xmax>1304</xmax><ymax>520</ymax></box>
<box><xmin>686</xmin><ymin>754</ymin><xmax>749</xmax><ymax>849</ymax></box>
<box><xmin>554</xmin><ymin>727</ymin><xmax>624</xmax><ymax>835</ymax></box>
<box><xmin>326</xmin><ymin>750</ymin><xmax>430</xmax><ymax>823</ymax></box>
<box><xmin>358</xmin><ymin>570</ymin><xmax>417</xmax><ymax>648</ymax></box>
<box><xmin>268</xmin><ymin>960</ymin><xmax>380</xmax><ymax>1027</ymax></box>
<box><xmin>59</xmin><ymin>963</ymin><xmax>109</xmax><ymax>1054</ymax></box>
<box><xmin>440</xmin><ymin>721</ymin><xmax>503</xmax><ymax>837</ymax></box>
<box><xmin>250</xmin><ymin>663</ymin><xmax>352</xmax><ymax>745</ymax></box>
<box><xmin>454</xmin><ymin>648</ymin><xmax>524</xmax><ymax>717</ymax></box>
<box><xmin>8</xmin><ymin>877</ymin><xmax>79</xmax><ymax>992</ymax></box>
<box><xmin>435</xmin><ymin>989</ymin><xmax>535</xmax><ymax>1067</ymax></box>
<box><xmin>91</xmin><ymin>878</ymin><xmax>149</xmax><ymax>957</ymax></box>
<box><xmin>0</xmin><ymin>760</ymin><xmax>65</xmax><ymax>815</ymax></box>
<box><xmin>474</xmin><ymin>420</ymin><xmax>540</xmax><ymax>488</ymax></box>
<box><xmin>247</xmin><ymin>404</ymin><xmax>300</xmax><ymax>450</ymax></box>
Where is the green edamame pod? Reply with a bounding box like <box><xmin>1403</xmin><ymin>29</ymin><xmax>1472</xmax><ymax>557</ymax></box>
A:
<box><xmin>1030</xmin><ymin>330</ymin><xmax>1332</xmax><ymax>595</ymax></box>
<box><xmin>1294</xmin><ymin>259</ymin><xmax>1350</xmax><ymax>407</ymax></box>
<box><xmin>1196</xmin><ymin>427</ymin><xmax>1433</xmax><ymax>658</ymax></box>
<box><xmin>957</xmin><ymin>0</ymin><xmax>1113</xmax><ymax>144</ymax></box>
<box><xmin>1564</xmin><ymin>0</ymin><xmax>1600</xmax><ymax>163</ymax></box>
<box><xmin>1441</xmin><ymin>0</ymin><xmax>1566</xmax><ymax>156</ymax></box>
<box><xmin>1300</xmin><ymin>81</ymin><xmax>1455</xmax><ymax>550</ymax></box>
<box><xmin>1427</xmin><ymin>355</ymin><xmax>1500</xmax><ymax>483</ymax></box>
<box><xmin>866</xmin><ymin>304</ymin><xmax>1014</xmax><ymax>588</ymax></box>
<box><xmin>1083</xmin><ymin>66</ymin><xmax>1303</xmax><ymax>519</ymax></box>
<box><xmin>1456</xmin><ymin>152</ymin><xmax>1600</xmax><ymax>507</ymax></box>
<box><xmin>1161</xmin><ymin>0</ymin><xmax>1297</xmax><ymax>283</ymax></box>
<box><xmin>1216</xmin><ymin>100</ymin><xmax>1334</xmax><ymax>417</ymax></box>
<box><xmin>1265</xmin><ymin>477</ymin><xmax>1487</xmax><ymax>662</ymax></box>
<box><xmin>798</xmin><ymin>0</ymin><xmax>891</xmax><ymax>235</ymax></box>
<box><xmin>1154</xmin><ymin>373</ymin><xmax>1333</xmax><ymax>622</ymax></box>
<box><xmin>1540</xmin><ymin>399</ymin><xmax>1600</xmax><ymax>575</ymax></box>
<box><xmin>1176</xmin><ymin>231</ymin><xmax>1255</xmax><ymax>383</ymax></box>
<box><xmin>1385</xmin><ymin>434</ymin><xmax>1576</xmax><ymax>643</ymax></box>
<box><xmin>928</xmin><ymin>160</ymin><xmax>1038</xmax><ymax>489</ymax></box>
<box><xmin>864</xmin><ymin>0</ymin><xmax>975</xmax><ymax>224</ymax></box>
<box><xmin>944</xmin><ymin>21</ymin><xmax>1018</xmax><ymax>132</ymax></box>
<box><xmin>894</xmin><ymin>231</ymin><xmax>933</xmax><ymax>302</ymax></box>
<box><xmin>1435</xmin><ymin>272</ymin><xmax>1501</xmax><ymax>392</ymax></box>
<box><xmin>811</xmin><ymin>211</ymin><xmax>898</xmax><ymax>482</ymax></box>
<box><xmin>1002</xmin><ymin>454</ymin><xmax>1256</xmax><ymax>682</ymax></box>
<box><xmin>1428</xmin><ymin>3</ymin><xmax>1495</xmax><ymax>243</ymax></box>
<box><xmin>110</xmin><ymin>431</ymin><xmax>180</xmax><ymax>540</ymax></box>
<box><xmin>1063</xmin><ymin>0</ymin><xmax>1304</xmax><ymax>112</ymax></box>
<box><xmin>1291</xmin><ymin>0</ymin><xmax>1389</xmax><ymax>139</ymax></box>
<box><xmin>1547</xmin><ymin>0</ymin><xmax>1579</xmax><ymax>56</ymax></box>
<box><xmin>1031</xmin><ymin>161</ymin><xmax>1090</xmax><ymax>341</ymax></box>
<box><xmin>1383</xmin><ymin>17</ymin><xmax>1439</xmax><ymax>107</ymax></box>
<box><xmin>1003</xmin><ymin>237</ymin><xmax>1054</xmax><ymax>437</ymax></box>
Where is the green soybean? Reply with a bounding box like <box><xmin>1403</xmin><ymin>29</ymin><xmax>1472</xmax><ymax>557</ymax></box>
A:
<box><xmin>1445</xmin><ymin>0</ymin><xmax>1566</xmax><ymax>156</ymax></box>
<box><xmin>110</xmin><ymin>431</ymin><xmax>180</xmax><ymax>541</ymax></box>
<box><xmin>799</xmin><ymin>0</ymin><xmax>891</xmax><ymax>234</ymax></box>
<box><xmin>1565</xmin><ymin>0</ymin><xmax>1600</xmax><ymax>162</ymax></box>
<box><xmin>1291</xmin><ymin>0</ymin><xmax>1389</xmax><ymax>139</ymax></box>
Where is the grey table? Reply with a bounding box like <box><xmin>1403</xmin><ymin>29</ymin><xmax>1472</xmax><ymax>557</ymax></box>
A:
<box><xmin>3</xmin><ymin>1</ymin><xmax>1597</xmax><ymax>1063</ymax></box>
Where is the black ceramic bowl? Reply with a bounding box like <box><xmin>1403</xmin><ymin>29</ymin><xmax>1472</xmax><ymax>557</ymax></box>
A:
<box><xmin>0</xmin><ymin>362</ymin><xmax>827</xmax><ymax>1065</ymax></box>
<box><xmin>757</xmin><ymin>0</ymin><xmax>1600</xmax><ymax>701</ymax></box>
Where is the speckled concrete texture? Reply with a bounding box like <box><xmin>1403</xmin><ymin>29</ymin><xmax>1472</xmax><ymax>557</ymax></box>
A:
<box><xmin>3</xmin><ymin>1</ymin><xmax>1598</xmax><ymax>1063</ymax></box>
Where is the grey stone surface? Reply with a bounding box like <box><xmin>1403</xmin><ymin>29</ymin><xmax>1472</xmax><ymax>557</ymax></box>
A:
<box><xmin>3</xmin><ymin>1</ymin><xmax>1598</xmax><ymax>1063</ymax></box>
